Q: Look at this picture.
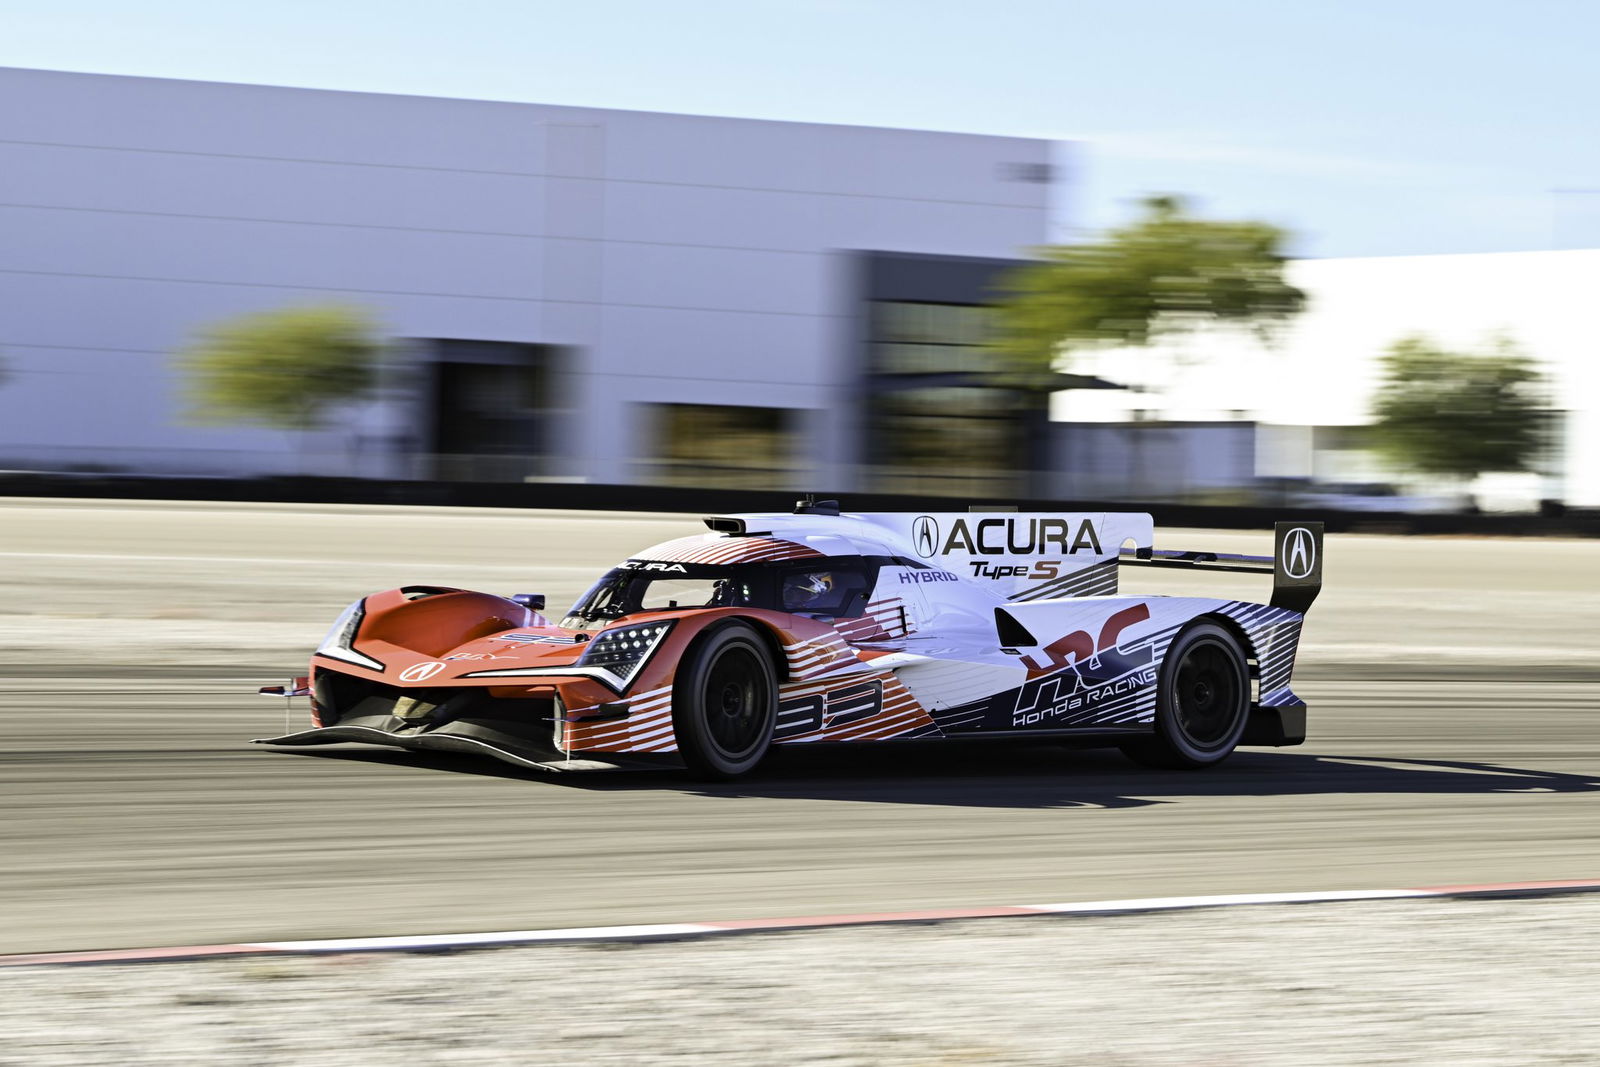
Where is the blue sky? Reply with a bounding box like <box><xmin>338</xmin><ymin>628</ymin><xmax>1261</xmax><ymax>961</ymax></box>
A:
<box><xmin>5</xmin><ymin>0</ymin><xmax>1597</xmax><ymax>257</ymax></box>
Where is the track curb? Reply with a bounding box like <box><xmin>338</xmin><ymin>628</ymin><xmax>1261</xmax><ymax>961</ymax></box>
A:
<box><xmin>6</xmin><ymin>880</ymin><xmax>1598</xmax><ymax>968</ymax></box>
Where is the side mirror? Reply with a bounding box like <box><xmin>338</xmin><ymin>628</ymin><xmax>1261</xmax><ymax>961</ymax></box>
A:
<box><xmin>511</xmin><ymin>593</ymin><xmax>546</xmax><ymax>611</ymax></box>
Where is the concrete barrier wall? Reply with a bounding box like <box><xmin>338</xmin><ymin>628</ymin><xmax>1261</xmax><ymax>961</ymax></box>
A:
<box><xmin>2</xmin><ymin>473</ymin><xmax>1595</xmax><ymax>537</ymax></box>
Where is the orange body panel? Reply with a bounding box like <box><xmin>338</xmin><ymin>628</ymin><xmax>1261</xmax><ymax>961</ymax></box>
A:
<box><xmin>310</xmin><ymin>592</ymin><xmax>936</xmax><ymax>759</ymax></box>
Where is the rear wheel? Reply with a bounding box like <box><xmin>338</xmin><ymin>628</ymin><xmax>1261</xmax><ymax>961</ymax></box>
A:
<box><xmin>1121</xmin><ymin>621</ymin><xmax>1249</xmax><ymax>769</ymax></box>
<box><xmin>672</xmin><ymin>621</ymin><xmax>777</xmax><ymax>780</ymax></box>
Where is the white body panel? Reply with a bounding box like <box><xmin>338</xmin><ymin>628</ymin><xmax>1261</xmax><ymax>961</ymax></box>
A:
<box><xmin>626</xmin><ymin>511</ymin><xmax>1308</xmax><ymax>740</ymax></box>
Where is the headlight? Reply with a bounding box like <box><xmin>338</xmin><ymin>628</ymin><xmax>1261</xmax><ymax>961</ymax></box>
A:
<box><xmin>460</xmin><ymin>619</ymin><xmax>676</xmax><ymax>693</ymax></box>
<box><xmin>577</xmin><ymin>620</ymin><xmax>675</xmax><ymax>691</ymax></box>
<box><xmin>314</xmin><ymin>598</ymin><xmax>385</xmax><ymax>672</ymax></box>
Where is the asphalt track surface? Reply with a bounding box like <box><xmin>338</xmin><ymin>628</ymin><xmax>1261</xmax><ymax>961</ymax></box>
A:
<box><xmin>2</xmin><ymin>498</ymin><xmax>1597</xmax><ymax>956</ymax></box>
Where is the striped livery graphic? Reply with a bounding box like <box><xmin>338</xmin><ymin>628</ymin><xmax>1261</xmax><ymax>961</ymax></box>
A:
<box><xmin>632</xmin><ymin>535</ymin><xmax>824</xmax><ymax>566</ymax></box>
<box><xmin>566</xmin><ymin>644</ymin><xmax>940</xmax><ymax>753</ymax></box>
<box><xmin>1008</xmin><ymin>558</ymin><xmax>1119</xmax><ymax>602</ymax></box>
<box><xmin>774</xmin><ymin>673</ymin><xmax>937</xmax><ymax>744</ymax></box>
<box><xmin>926</xmin><ymin>598</ymin><xmax>1306</xmax><ymax>735</ymax></box>
<box><xmin>783</xmin><ymin>630</ymin><xmax>863</xmax><ymax>680</ymax></box>
<box><xmin>835</xmin><ymin>597</ymin><xmax>912</xmax><ymax>644</ymax></box>
<box><xmin>565</xmin><ymin>684</ymin><xmax>677</xmax><ymax>753</ymax></box>
<box><xmin>1218</xmin><ymin>602</ymin><xmax>1304</xmax><ymax>707</ymax></box>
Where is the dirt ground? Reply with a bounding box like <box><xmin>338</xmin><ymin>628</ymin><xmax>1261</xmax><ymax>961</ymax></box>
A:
<box><xmin>5</xmin><ymin>895</ymin><xmax>1599</xmax><ymax>1066</ymax></box>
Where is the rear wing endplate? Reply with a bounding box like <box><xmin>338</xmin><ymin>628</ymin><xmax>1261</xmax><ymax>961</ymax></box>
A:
<box><xmin>1120</xmin><ymin>521</ymin><xmax>1323</xmax><ymax>614</ymax></box>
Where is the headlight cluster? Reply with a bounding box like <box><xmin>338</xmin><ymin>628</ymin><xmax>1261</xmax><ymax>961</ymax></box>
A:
<box><xmin>578</xmin><ymin>620</ymin><xmax>675</xmax><ymax>690</ymax></box>
<box><xmin>314</xmin><ymin>599</ymin><xmax>385</xmax><ymax>672</ymax></box>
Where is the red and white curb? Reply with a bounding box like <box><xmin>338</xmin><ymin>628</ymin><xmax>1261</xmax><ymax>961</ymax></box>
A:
<box><xmin>6</xmin><ymin>880</ymin><xmax>1598</xmax><ymax>968</ymax></box>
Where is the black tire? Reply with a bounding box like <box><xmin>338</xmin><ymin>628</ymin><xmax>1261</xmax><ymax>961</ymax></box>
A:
<box><xmin>672</xmin><ymin>621</ymin><xmax>778</xmax><ymax>780</ymax></box>
<box><xmin>1120</xmin><ymin>621</ymin><xmax>1250</xmax><ymax>770</ymax></box>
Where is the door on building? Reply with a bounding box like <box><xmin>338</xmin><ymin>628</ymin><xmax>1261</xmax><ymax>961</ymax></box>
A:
<box><xmin>423</xmin><ymin>340</ymin><xmax>564</xmax><ymax>481</ymax></box>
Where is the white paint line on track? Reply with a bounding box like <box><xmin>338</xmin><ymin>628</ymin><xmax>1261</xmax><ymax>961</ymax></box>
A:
<box><xmin>0</xmin><ymin>550</ymin><xmax>597</xmax><ymax>571</ymax></box>
<box><xmin>245</xmin><ymin>924</ymin><xmax>717</xmax><ymax>952</ymax></box>
<box><xmin>1021</xmin><ymin>889</ymin><xmax>1438</xmax><ymax>912</ymax></box>
<box><xmin>5</xmin><ymin>881</ymin><xmax>1599</xmax><ymax>969</ymax></box>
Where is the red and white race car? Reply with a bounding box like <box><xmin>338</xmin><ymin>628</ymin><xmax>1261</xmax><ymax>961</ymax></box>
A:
<box><xmin>258</xmin><ymin>502</ymin><xmax>1322</xmax><ymax>779</ymax></box>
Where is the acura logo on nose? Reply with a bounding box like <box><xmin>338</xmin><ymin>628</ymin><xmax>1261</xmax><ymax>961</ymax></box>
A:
<box><xmin>1282</xmin><ymin>527</ymin><xmax>1316</xmax><ymax>580</ymax></box>
<box><xmin>399</xmin><ymin>662</ymin><xmax>448</xmax><ymax>682</ymax></box>
<box><xmin>911</xmin><ymin>515</ymin><xmax>939</xmax><ymax>557</ymax></box>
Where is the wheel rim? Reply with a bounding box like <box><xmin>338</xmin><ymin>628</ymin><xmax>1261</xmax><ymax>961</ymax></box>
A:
<box><xmin>703</xmin><ymin>646</ymin><xmax>769</xmax><ymax>758</ymax></box>
<box><xmin>1174</xmin><ymin>639</ymin><xmax>1242</xmax><ymax>748</ymax></box>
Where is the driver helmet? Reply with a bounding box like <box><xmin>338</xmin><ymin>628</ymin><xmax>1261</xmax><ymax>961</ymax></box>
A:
<box><xmin>785</xmin><ymin>571</ymin><xmax>834</xmax><ymax>610</ymax></box>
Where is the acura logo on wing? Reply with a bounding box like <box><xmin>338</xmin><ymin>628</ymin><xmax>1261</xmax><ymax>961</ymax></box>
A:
<box><xmin>1282</xmin><ymin>527</ymin><xmax>1316</xmax><ymax>580</ymax></box>
<box><xmin>399</xmin><ymin>661</ymin><xmax>448</xmax><ymax>682</ymax></box>
<box><xmin>911</xmin><ymin>515</ymin><xmax>939</xmax><ymax>558</ymax></box>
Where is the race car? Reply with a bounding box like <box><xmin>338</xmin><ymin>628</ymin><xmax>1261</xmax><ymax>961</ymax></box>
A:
<box><xmin>257</xmin><ymin>502</ymin><xmax>1323</xmax><ymax>779</ymax></box>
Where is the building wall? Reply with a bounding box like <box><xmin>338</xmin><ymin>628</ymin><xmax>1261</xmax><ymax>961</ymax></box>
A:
<box><xmin>0</xmin><ymin>67</ymin><xmax>1053</xmax><ymax>483</ymax></box>
<box><xmin>1047</xmin><ymin>422</ymin><xmax>1259</xmax><ymax>502</ymax></box>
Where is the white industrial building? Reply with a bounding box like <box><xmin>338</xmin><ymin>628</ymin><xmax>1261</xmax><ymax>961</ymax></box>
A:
<box><xmin>0</xmin><ymin>67</ymin><xmax>1055</xmax><ymax>491</ymax></box>
<box><xmin>5</xmin><ymin>67</ymin><xmax>1596</xmax><ymax>509</ymax></box>
<box><xmin>1055</xmin><ymin>251</ymin><xmax>1600</xmax><ymax>508</ymax></box>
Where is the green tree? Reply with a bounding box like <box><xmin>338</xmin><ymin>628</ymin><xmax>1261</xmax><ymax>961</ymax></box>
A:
<box><xmin>1369</xmin><ymin>334</ymin><xmax>1548</xmax><ymax>481</ymax></box>
<box><xmin>177</xmin><ymin>303</ymin><xmax>382</xmax><ymax>435</ymax></box>
<box><xmin>993</xmin><ymin>195</ymin><xmax>1306</xmax><ymax>382</ymax></box>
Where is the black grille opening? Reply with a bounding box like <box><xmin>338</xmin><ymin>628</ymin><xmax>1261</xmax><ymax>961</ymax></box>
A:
<box><xmin>314</xmin><ymin>670</ymin><xmax>554</xmax><ymax>731</ymax></box>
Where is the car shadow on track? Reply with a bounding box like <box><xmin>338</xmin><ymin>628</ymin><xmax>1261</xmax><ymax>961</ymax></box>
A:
<box><xmin>265</xmin><ymin>742</ymin><xmax>1600</xmax><ymax>810</ymax></box>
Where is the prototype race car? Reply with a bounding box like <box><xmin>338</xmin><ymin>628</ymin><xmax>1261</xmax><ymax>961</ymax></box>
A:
<box><xmin>257</xmin><ymin>502</ymin><xmax>1323</xmax><ymax>779</ymax></box>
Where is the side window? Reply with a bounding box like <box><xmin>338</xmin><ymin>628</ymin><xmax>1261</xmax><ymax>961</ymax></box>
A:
<box><xmin>638</xmin><ymin>578</ymin><xmax>752</xmax><ymax>610</ymax></box>
<box><xmin>780</xmin><ymin>568</ymin><xmax>871</xmax><ymax>617</ymax></box>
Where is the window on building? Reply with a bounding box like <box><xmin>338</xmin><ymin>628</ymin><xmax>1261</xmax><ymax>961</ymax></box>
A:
<box><xmin>646</xmin><ymin>403</ymin><xmax>797</xmax><ymax>490</ymax></box>
<box><xmin>424</xmin><ymin>340</ymin><xmax>564</xmax><ymax>482</ymax></box>
<box><xmin>865</xmin><ymin>301</ymin><xmax>1024</xmax><ymax>496</ymax></box>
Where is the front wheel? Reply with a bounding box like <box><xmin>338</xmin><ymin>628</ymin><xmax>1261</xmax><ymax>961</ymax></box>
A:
<box><xmin>1120</xmin><ymin>621</ymin><xmax>1249</xmax><ymax>770</ymax></box>
<box><xmin>672</xmin><ymin>621</ymin><xmax>777</xmax><ymax>780</ymax></box>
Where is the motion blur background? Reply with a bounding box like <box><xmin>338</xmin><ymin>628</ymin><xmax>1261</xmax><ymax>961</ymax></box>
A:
<box><xmin>2</xmin><ymin>1</ymin><xmax>1596</xmax><ymax>517</ymax></box>
<box><xmin>5</xmin><ymin>9</ymin><xmax>1600</xmax><ymax>1062</ymax></box>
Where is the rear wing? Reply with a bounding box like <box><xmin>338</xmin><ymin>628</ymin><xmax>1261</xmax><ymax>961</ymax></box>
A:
<box><xmin>1120</xmin><ymin>521</ymin><xmax>1323</xmax><ymax>614</ymax></box>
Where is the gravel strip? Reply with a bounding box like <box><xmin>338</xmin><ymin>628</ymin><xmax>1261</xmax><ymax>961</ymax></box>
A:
<box><xmin>5</xmin><ymin>896</ymin><xmax>1599</xmax><ymax>1066</ymax></box>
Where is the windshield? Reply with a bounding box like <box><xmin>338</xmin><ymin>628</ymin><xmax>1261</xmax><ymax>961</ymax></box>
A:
<box><xmin>562</xmin><ymin>560</ymin><xmax>877</xmax><ymax>629</ymax></box>
<box><xmin>562</xmin><ymin>564</ymin><xmax>766</xmax><ymax>629</ymax></box>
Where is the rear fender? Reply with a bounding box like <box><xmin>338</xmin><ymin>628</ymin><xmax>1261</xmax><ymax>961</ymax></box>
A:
<box><xmin>1195</xmin><ymin>611</ymin><xmax>1262</xmax><ymax>698</ymax></box>
<box><xmin>993</xmin><ymin>595</ymin><xmax>1307</xmax><ymax>735</ymax></box>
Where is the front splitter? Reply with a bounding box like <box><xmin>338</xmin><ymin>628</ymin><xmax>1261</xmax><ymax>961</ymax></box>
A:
<box><xmin>253</xmin><ymin>724</ymin><xmax>675</xmax><ymax>773</ymax></box>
